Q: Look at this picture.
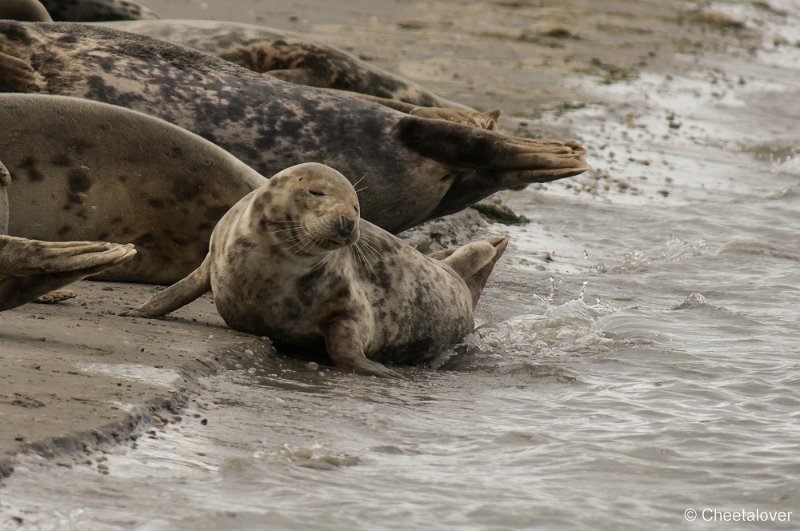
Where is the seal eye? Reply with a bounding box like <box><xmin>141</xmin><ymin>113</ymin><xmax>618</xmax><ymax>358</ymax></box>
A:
<box><xmin>309</xmin><ymin>190</ymin><xmax>326</xmax><ymax>197</ymax></box>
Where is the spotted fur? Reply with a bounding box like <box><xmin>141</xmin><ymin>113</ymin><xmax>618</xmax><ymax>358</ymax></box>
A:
<box><xmin>0</xmin><ymin>21</ymin><xmax>588</xmax><ymax>234</ymax></box>
<box><xmin>106</xmin><ymin>19</ymin><xmax>469</xmax><ymax>109</ymax></box>
<box><xmin>0</xmin><ymin>157</ymin><xmax>136</xmax><ymax>310</ymax></box>
<box><xmin>0</xmin><ymin>94</ymin><xmax>264</xmax><ymax>283</ymax></box>
<box><xmin>128</xmin><ymin>163</ymin><xmax>508</xmax><ymax>377</ymax></box>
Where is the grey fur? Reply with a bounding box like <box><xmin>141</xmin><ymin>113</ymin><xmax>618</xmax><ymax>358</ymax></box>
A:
<box><xmin>0</xmin><ymin>156</ymin><xmax>136</xmax><ymax>310</ymax></box>
<box><xmin>0</xmin><ymin>94</ymin><xmax>263</xmax><ymax>283</ymax></box>
<box><xmin>105</xmin><ymin>19</ymin><xmax>471</xmax><ymax>109</ymax></box>
<box><xmin>128</xmin><ymin>163</ymin><xmax>508</xmax><ymax>377</ymax></box>
<box><xmin>0</xmin><ymin>21</ymin><xmax>588</xmax><ymax>234</ymax></box>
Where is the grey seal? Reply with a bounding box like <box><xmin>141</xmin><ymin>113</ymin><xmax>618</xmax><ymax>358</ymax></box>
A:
<box><xmin>0</xmin><ymin>21</ymin><xmax>588</xmax><ymax>235</ymax></box>
<box><xmin>0</xmin><ymin>159</ymin><xmax>136</xmax><ymax>311</ymax></box>
<box><xmin>0</xmin><ymin>93</ymin><xmax>266</xmax><ymax>284</ymax></box>
<box><xmin>38</xmin><ymin>0</ymin><xmax>158</xmax><ymax>21</ymax></box>
<box><xmin>105</xmin><ymin>19</ymin><xmax>475</xmax><ymax>110</ymax></box>
<box><xmin>127</xmin><ymin>163</ymin><xmax>508</xmax><ymax>377</ymax></box>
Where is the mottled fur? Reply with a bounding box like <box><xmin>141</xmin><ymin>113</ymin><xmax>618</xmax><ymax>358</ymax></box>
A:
<box><xmin>0</xmin><ymin>21</ymin><xmax>587</xmax><ymax>234</ymax></box>
<box><xmin>106</xmin><ymin>19</ymin><xmax>472</xmax><ymax>109</ymax></box>
<box><xmin>128</xmin><ymin>164</ymin><xmax>508</xmax><ymax>377</ymax></box>
<box><xmin>0</xmin><ymin>94</ymin><xmax>264</xmax><ymax>283</ymax></box>
<box><xmin>0</xmin><ymin>158</ymin><xmax>136</xmax><ymax>310</ymax></box>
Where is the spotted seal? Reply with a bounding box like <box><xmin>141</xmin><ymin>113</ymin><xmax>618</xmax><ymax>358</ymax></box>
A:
<box><xmin>0</xmin><ymin>159</ymin><xmax>136</xmax><ymax>311</ymax></box>
<box><xmin>0</xmin><ymin>21</ymin><xmax>587</xmax><ymax>235</ymax></box>
<box><xmin>105</xmin><ymin>19</ymin><xmax>475</xmax><ymax>110</ymax></box>
<box><xmin>127</xmin><ymin>163</ymin><xmax>507</xmax><ymax>377</ymax></box>
<box><xmin>38</xmin><ymin>0</ymin><xmax>158</xmax><ymax>21</ymax></box>
<box><xmin>0</xmin><ymin>93</ymin><xmax>269</xmax><ymax>284</ymax></box>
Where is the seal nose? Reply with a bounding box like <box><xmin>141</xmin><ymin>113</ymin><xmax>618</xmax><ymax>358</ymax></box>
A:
<box><xmin>338</xmin><ymin>215</ymin><xmax>355</xmax><ymax>237</ymax></box>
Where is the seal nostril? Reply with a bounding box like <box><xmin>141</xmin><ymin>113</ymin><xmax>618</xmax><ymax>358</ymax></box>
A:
<box><xmin>339</xmin><ymin>215</ymin><xmax>355</xmax><ymax>237</ymax></box>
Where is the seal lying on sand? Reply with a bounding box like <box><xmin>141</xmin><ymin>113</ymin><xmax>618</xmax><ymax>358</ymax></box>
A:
<box><xmin>106</xmin><ymin>19</ymin><xmax>474</xmax><ymax>109</ymax></box>
<box><xmin>0</xmin><ymin>94</ymin><xmax>266</xmax><ymax>284</ymax></box>
<box><xmin>0</xmin><ymin>160</ymin><xmax>135</xmax><ymax>311</ymax></box>
<box><xmin>0</xmin><ymin>21</ymin><xmax>587</xmax><ymax>234</ymax></box>
<box><xmin>127</xmin><ymin>163</ymin><xmax>507</xmax><ymax>377</ymax></box>
<box><xmin>38</xmin><ymin>0</ymin><xmax>158</xmax><ymax>21</ymax></box>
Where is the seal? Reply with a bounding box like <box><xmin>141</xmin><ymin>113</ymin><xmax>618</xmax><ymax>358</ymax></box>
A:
<box><xmin>106</xmin><ymin>19</ymin><xmax>476</xmax><ymax>110</ymax></box>
<box><xmin>0</xmin><ymin>93</ymin><xmax>267</xmax><ymax>284</ymax></box>
<box><xmin>38</xmin><ymin>0</ymin><xmax>158</xmax><ymax>21</ymax></box>
<box><xmin>0</xmin><ymin>0</ymin><xmax>52</xmax><ymax>21</ymax></box>
<box><xmin>0</xmin><ymin>21</ymin><xmax>588</xmax><ymax>234</ymax></box>
<box><xmin>0</xmin><ymin>159</ymin><xmax>136</xmax><ymax>311</ymax></box>
<box><xmin>126</xmin><ymin>163</ymin><xmax>508</xmax><ymax>377</ymax></box>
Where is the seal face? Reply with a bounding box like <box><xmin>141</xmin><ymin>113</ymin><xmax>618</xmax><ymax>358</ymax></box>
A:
<box><xmin>128</xmin><ymin>163</ymin><xmax>508</xmax><ymax>377</ymax></box>
<box><xmin>0</xmin><ymin>21</ymin><xmax>587</xmax><ymax>234</ymax></box>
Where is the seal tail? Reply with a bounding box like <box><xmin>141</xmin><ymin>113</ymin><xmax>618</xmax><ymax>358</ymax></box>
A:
<box><xmin>0</xmin><ymin>236</ymin><xmax>137</xmax><ymax>311</ymax></box>
<box><xmin>441</xmin><ymin>236</ymin><xmax>509</xmax><ymax>308</ymax></box>
<box><xmin>123</xmin><ymin>255</ymin><xmax>212</xmax><ymax>318</ymax></box>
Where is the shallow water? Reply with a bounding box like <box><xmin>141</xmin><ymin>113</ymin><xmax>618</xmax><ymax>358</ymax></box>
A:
<box><xmin>2</xmin><ymin>0</ymin><xmax>800</xmax><ymax>529</ymax></box>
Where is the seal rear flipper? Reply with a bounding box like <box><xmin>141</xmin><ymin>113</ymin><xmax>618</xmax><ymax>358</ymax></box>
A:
<box><xmin>443</xmin><ymin>236</ymin><xmax>508</xmax><ymax>307</ymax></box>
<box><xmin>124</xmin><ymin>255</ymin><xmax>211</xmax><ymax>317</ymax></box>
<box><xmin>0</xmin><ymin>236</ymin><xmax>136</xmax><ymax>311</ymax></box>
<box><xmin>398</xmin><ymin>116</ymin><xmax>587</xmax><ymax>170</ymax></box>
<box><xmin>0</xmin><ymin>50</ymin><xmax>36</xmax><ymax>91</ymax></box>
<box><xmin>396</xmin><ymin>116</ymin><xmax>588</xmax><ymax>216</ymax></box>
<box><xmin>324</xmin><ymin>320</ymin><xmax>403</xmax><ymax>378</ymax></box>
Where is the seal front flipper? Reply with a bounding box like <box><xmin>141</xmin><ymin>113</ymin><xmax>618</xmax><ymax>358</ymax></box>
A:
<box><xmin>0</xmin><ymin>50</ymin><xmax>36</xmax><ymax>91</ymax></box>
<box><xmin>325</xmin><ymin>320</ymin><xmax>403</xmax><ymax>379</ymax></box>
<box><xmin>124</xmin><ymin>256</ymin><xmax>212</xmax><ymax>317</ymax></box>
<box><xmin>0</xmin><ymin>237</ymin><xmax>136</xmax><ymax>311</ymax></box>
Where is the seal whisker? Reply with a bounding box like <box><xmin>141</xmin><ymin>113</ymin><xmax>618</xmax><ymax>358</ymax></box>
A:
<box><xmin>353</xmin><ymin>241</ymin><xmax>376</xmax><ymax>278</ymax></box>
<box><xmin>266</xmin><ymin>219</ymin><xmax>303</xmax><ymax>225</ymax></box>
<box><xmin>268</xmin><ymin>226</ymin><xmax>305</xmax><ymax>234</ymax></box>
<box><xmin>359</xmin><ymin>235</ymin><xmax>384</xmax><ymax>261</ymax></box>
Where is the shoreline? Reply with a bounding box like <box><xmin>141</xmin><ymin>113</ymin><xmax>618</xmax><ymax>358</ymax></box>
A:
<box><xmin>0</xmin><ymin>282</ymin><xmax>275</xmax><ymax>480</ymax></box>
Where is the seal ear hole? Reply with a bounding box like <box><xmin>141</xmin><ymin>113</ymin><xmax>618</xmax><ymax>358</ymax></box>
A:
<box><xmin>309</xmin><ymin>190</ymin><xmax>326</xmax><ymax>197</ymax></box>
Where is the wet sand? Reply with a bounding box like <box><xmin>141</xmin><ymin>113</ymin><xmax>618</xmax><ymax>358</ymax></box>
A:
<box><xmin>0</xmin><ymin>286</ymin><xmax>273</xmax><ymax>479</ymax></box>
